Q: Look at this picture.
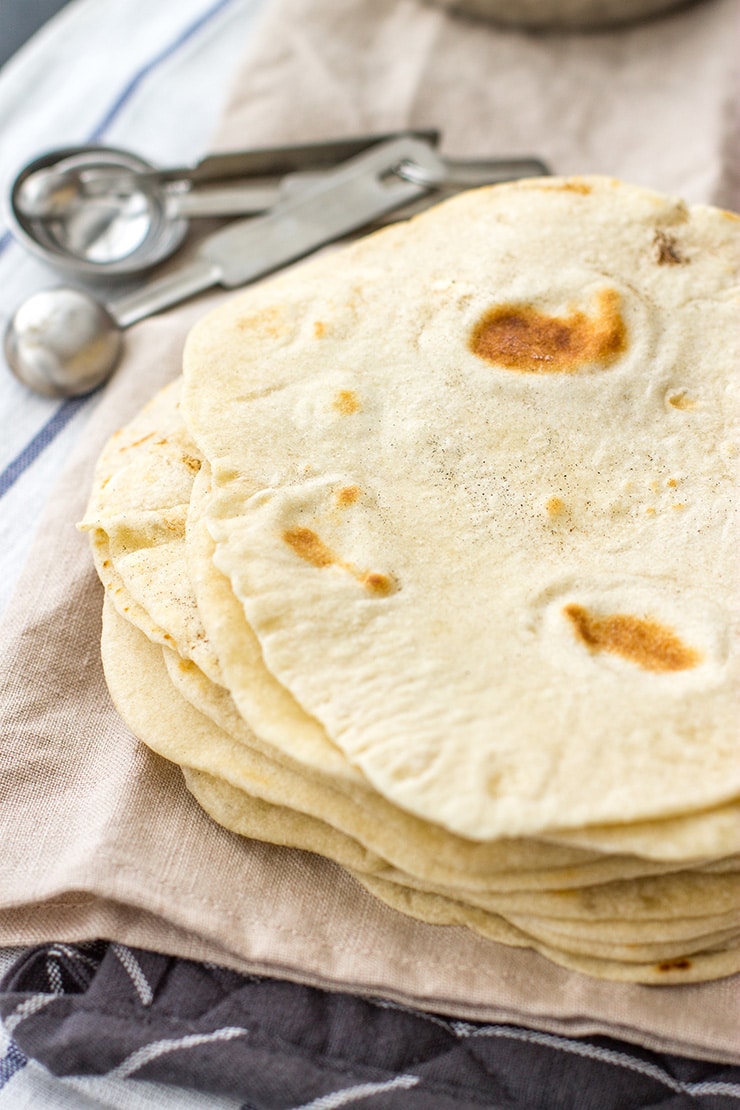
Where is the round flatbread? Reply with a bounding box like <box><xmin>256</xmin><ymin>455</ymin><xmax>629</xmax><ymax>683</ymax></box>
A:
<box><xmin>182</xmin><ymin>176</ymin><xmax>740</xmax><ymax>842</ymax></box>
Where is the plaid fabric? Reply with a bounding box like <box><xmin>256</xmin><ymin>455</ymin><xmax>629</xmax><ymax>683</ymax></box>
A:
<box><xmin>2</xmin><ymin>943</ymin><xmax>740</xmax><ymax>1109</ymax></box>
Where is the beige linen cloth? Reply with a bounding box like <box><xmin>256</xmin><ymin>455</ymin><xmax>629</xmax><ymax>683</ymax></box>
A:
<box><xmin>2</xmin><ymin>0</ymin><xmax>739</xmax><ymax>1065</ymax></box>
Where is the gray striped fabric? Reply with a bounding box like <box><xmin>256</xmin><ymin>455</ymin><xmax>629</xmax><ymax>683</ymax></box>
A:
<box><xmin>2</xmin><ymin>942</ymin><xmax>740</xmax><ymax>1109</ymax></box>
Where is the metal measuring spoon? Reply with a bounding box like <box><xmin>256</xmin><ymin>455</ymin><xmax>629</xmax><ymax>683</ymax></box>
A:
<box><xmin>4</xmin><ymin>137</ymin><xmax>448</xmax><ymax>398</ymax></box>
<box><xmin>8</xmin><ymin>133</ymin><xmax>441</xmax><ymax>278</ymax></box>
<box><xmin>5</xmin><ymin>139</ymin><xmax>551</xmax><ymax>398</ymax></box>
<box><xmin>16</xmin><ymin>159</ymin><xmax>295</xmax><ymax>268</ymax></box>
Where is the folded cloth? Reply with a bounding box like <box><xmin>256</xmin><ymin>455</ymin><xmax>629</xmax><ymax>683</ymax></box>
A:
<box><xmin>1</xmin><ymin>0</ymin><xmax>740</xmax><ymax>1072</ymax></box>
<box><xmin>216</xmin><ymin>0</ymin><xmax>740</xmax><ymax>210</ymax></box>
<box><xmin>4</xmin><ymin>942</ymin><xmax>740</xmax><ymax>1109</ymax></box>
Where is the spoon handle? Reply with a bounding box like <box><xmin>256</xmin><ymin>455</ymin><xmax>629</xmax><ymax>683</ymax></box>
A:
<box><xmin>168</xmin><ymin>182</ymin><xmax>282</xmax><ymax>218</ymax></box>
<box><xmin>110</xmin><ymin>136</ymin><xmax>440</xmax><ymax>329</ymax></box>
<box><xmin>111</xmin><ymin>259</ymin><xmax>221</xmax><ymax>328</ymax></box>
<box><xmin>169</xmin><ymin>129</ymin><xmax>441</xmax><ymax>185</ymax></box>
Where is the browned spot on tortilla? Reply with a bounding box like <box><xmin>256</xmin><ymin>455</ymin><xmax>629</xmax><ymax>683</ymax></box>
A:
<box><xmin>333</xmin><ymin>389</ymin><xmax>361</xmax><ymax>415</ymax></box>
<box><xmin>654</xmin><ymin>230</ymin><xmax>686</xmax><ymax>265</ymax></box>
<box><xmin>556</xmin><ymin>181</ymin><xmax>593</xmax><ymax>195</ymax></box>
<box><xmin>469</xmin><ymin>289</ymin><xmax>626</xmax><ymax>374</ymax></box>
<box><xmin>102</xmin><ymin>560</ymin><xmax>111</xmax><ymax>568</ymax></box>
<box><xmin>235</xmin><ymin>305</ymin><xmax>284</xmax><ymax>337</ymax></box>
<box><xmin>313</xmin><ymin>320</ymin><xmax>325</xmax><ymax>338</ymax></box>
<box><xmin>563</xmin><ymin>604</ymin><xmax>701</xmax><ymax>673</ymax></box>
<box><xmin>360</xmin><ymin>572</ymin><xmax>396</xmax><ymax>597</ymax></box>
<box><xmin>526</xmin><ymin>179</ymin><xmax>593</xmax><ymax>195</ymax></box>
<box><xmin>283</xmin><ymin>527</ymin><xmax>337</xmax><ymax>569</ymax></box>
<box><xmin>666</xmin><ymin>478</ymin><xmax>678</xmax><ymax>488</ymax></box>
<box><xmin>485</xmin><ymin>772</ymin><xmax>502</xmax><ymax>798</ymax></box>
<box><xmin>336</xmin><ymin>485</ymin><xmax>361</xmax><ymax>507</ymax></box>
<box><xmin>546</xmin><ymin>496</ymin><xmax>566</xmax><ymax>517</ymax></box>
<box><xmin>283</xmin><ymin>526</ymin><xmax>396</xmax><ymax>596</ymax></box>
<box><xmin>657</xmin><ymin>958</ymin><xmax>692</xmax><ymax>972</ymax></box>
<box><xmin>672</xmin><ymin>503</ymin><xmax>687</xmax><ymax>511</ymax></box>
<box><xmin>181</xmin><ymin>454</ymin><xmax>202</xmax><ymax>473</ymax></box>
<box><xmin>667</xmin><ymin>391</ymin><xmax>696</xmax><ymax>411</ymax></box>
<box><xmin>123</xmin><ymin>432</ymin><xmax>155</xmax><ymax>450</ymax></box>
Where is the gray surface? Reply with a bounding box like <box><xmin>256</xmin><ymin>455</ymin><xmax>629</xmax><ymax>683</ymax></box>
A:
<box><xmin>0</xmin><ymin>0</ymin><xmax>75</xmax><ymax>69</ymax></box>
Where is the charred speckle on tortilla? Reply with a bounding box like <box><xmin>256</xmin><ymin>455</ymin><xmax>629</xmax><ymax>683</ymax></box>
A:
<box><xmin>654</xmin><ymin>231</ymin><xmax>686</xmax><ymax>265</ymax></box>
<box><xmin>359</xmin><ymin>571</ymin><xmax>396</xmax><ymax>597</ymax></box>
<box><xmin>468</xmin><ymin>289</ymin><xmax>626</xmax><ymax>373</ymax></box>
<box><xmin>283</xmin><ymin>527</ymin><xmax>336</xmax><ymax>569</ymax></box>
<box><xmin>283</xmin><ymin>526</ymin><xmax>397</xmax><ymax>596</ymax></box>
<box><xmin>563</xmin><ymin>604</ymin><xmax>701</xmax><ymax>673</ymax></box>
<box><xmin>336</xmin><ymin>485</ymin><xmax>361</xmax><ymax>507</ymax></box>
<box><xmin>546</xmin><ymin>496</ymin><xmax>567</xmax><ymax>518</ymax></box>
<box><xmin>667</xmin><ymin>391</ymin><xmax>696</xmax><ymax>411</ymax></box>
<box><xmin>657</xmin><ymin>958</ymin><xmax>692</xmax><ymax>972</ymax></box>
<box><xmin>333</xmin><ymin>389</ymin><xmax>361</xmax><ymax>414</ymax></box>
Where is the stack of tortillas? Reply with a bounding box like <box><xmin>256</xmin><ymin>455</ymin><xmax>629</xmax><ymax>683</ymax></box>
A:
<box><xmin>80</xmin><ymin>175</ymin><xmax>740</xmax><ymax>985</ymax></box>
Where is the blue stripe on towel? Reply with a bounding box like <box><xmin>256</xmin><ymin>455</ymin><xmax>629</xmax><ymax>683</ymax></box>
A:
<box><xmin>0</xmin><ymin>396</ymin><xmax>89</xmax><ymax>499</ymax></box>
<box><xmin>0</xmin><ymin>1040</ymin><xmax>27</xmax><ymax>1090</ymax></box>
<box><xmin>90</xmin><ymin>0</ymin><xmax>239</xmax><ymax>142</ymax></box>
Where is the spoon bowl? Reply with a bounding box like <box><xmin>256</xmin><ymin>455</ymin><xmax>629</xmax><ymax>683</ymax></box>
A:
<box><xmin>8</xmin><ymin>146</ymin><xmax>188</xmax><ymax>278</ymax></box>
<box><xmin>4</xmin><ymin>287</ymin><xmax>123</xmax><ymax>398</ymax></box>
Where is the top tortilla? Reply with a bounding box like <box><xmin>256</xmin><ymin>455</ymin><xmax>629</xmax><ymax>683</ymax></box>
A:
<box><xmin>181</xmin><ymin>175</ymin><xmax>740</xmax><ymax>841</ymax></box>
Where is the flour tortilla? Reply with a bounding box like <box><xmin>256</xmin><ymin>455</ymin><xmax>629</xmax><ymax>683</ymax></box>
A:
<box><xmin>100</xmin><ymin>587</ymin><xmax>740</xmax><ymax>982</ymax></box>
<box><xmin>186</xmin><ymin>768</ymin><xmax>740</xmax><ymax>976</ymax></box>
<box><xmin>79</xmin><ymin>379</ymin><xmax>222</xmax><ymax>686</ymax></box>
<box><xmin>543</xmin><ymin>807</ymin><xmax>740</xmax><ymax>862</ymax></box>
<box><xmin>187</xmin><ymin>440</ymin><xmax>740</xmax><ymax>863</ymax></box>
<box><xmin>182</xmin><ymin>175</ymin><xmax>740</xmax><ymax>842</ymax></box>
<box><xmin>101</xmin><ymin>599</ymin><xmax>740</xmax><ymax>930</ymax></box>
<box><xmin>82</xmin><ymin>328</ymin><xmax>740</xmax><ymax>868</ymax></box>
<box><xmin>352</xmin><ymin>873</ymin><xmax>740</xmax><ymax>986</ymax></box>
<box><xmin>165</xmin><ymin>632</ymin><xmax>725</xmax><ymax>892</ymax></box>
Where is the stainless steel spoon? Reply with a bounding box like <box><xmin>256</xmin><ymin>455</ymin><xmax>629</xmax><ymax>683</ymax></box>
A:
<box><xmin>8</xmin><ymin>132</ymin><xmax>441</xmax><ymax>278</ymax></box>
<box><xmin>4</xmin><ymin>137</ymin><xmax>447</xmax><ymax>398</ymax></box>
<box><xmin>5</xmin><ymin>138</ymin><xmax>551</xmax><ymax>398</ymax></box>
